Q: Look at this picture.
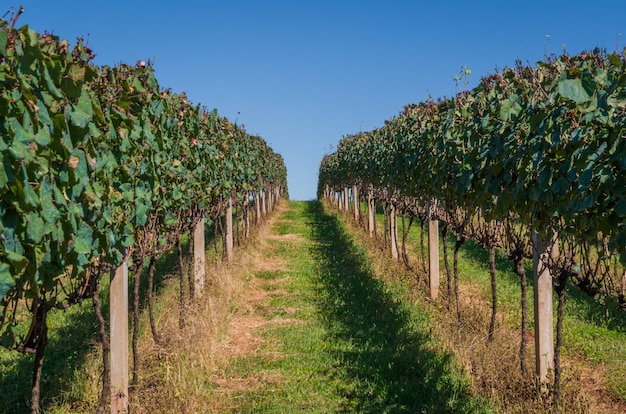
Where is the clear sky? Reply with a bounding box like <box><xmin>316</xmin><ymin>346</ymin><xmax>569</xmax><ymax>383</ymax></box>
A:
<box><xmin>8</xmin><ymin>1</ymin><xmax>626</xmax><ymax>200</ymax></box>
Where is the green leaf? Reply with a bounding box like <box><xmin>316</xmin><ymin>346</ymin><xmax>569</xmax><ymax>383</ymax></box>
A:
<box><xmin>578</xmin><ymin>193</ymin><xmax>594</xmax><ymax>210</ymax></box>
<box><xmin>42</xmin><ymin>64</ymin><xmax>63</xmax><ymax>99</ymax></box>
<box><xmin>9</xmin><ymin>117</ymin><xmax>34</xmax><ymax>143</ymax></box>
<box><xmin>72</xmin><ymin>236</ymin><xmax>91</xmax><ymax>254</ymax></box>
<box><xmin>34</xmin><ymin>127</ymin><xmax>51</xmax><ymax>146</ymax></box>
<box><xmin>26</xmin><ymin>212</ymin><xmax>45</xmax><ymax>243</ymax></box>
<box><xmin>0</xmin><ymin>28</ymin><xmax>8</xmax><ymax>57</ymax></box>
<box><xmin>121</xmin><ymin>232</ymin><xmax>134</xmax><ymax>248</ymax></box>
<box><xmin>0</xmin><ymin>262</ymin><xmax>15</xmax><ymax>300</ymax></box>
<box><xmin>134</xmin><ymin>202</ymin><xmax>149</xmax><ymax>226</ymax></box>
<box><xmin>9</xmin><ymin>138</ymin><xmax>29</xmax><ymax>160</ymax></box>
<box><xmin>615</xmin><ymin>198</ymin><xmax>626</xmax><ymax>217</ymax></box>
<box><xmin>22</xmin><ymin>178</ymin><xmax>39</xmax><ymax>208</ymax></box>
<box><xmin>5</xmin><ymin>250</ymin><xmax>27</xmax><ymax>267</ymax></box>
<box><xmin>73</xmin><ymin>223</ymin><xmax>94</xmax><ymax>255</ymax></box>
<box><xmin>53</xmin><ymin>186</ymin><xmax>68</xmax><ymax>208</ymax></box>
<box><xmin>0</xmin><ymin>164</ymin><xmax>8</xmax><ymax>188</ymax></box>
<box><xmin>499</xmin><ymin>97</ymin><xmax>522</xmax><ymax>122</ymax></box>
<box><xmin>40</xmin><ymin>187</ymin><xmax>60</xmax><ymax>224</ymax></box>
<box><xmin>68</xmin><ymin>89</ymin><xmax>93</xmax><ymax>128</ymax></box>
<box><xmin>558</xmin><ymin>78</ymin><xmax>590</xmax><ymax>104</ymax></box>
<box><xmin>62</xmin><ymin>63</ymin><xmax>85</xmax><ymax>99</ymax></box>
<box><xmin>164</xmin><ymin>213</ymin><xmax>177</xmax><ymax>226</ymax></box>
<box><xmin>0</xmin><ymin>263</ymin><xmax>15</xmax><ymax>314</ymax></box>
<box><xmin>172</xmin><ymin>187</ymin><xmax>184</xmax><ymax>200</ymax></box>
<box><xmin>578</xmin><ymin>167</ymin><xmax>593</xmax><ymax>189</ymax></box>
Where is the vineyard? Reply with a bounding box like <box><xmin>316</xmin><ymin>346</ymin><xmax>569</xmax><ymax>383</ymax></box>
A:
<box><xmin>318</xmin><ymin>47</ymin><xmax>626</xmax><ymax>411</ymax></box>
<box><xmin>0</xmin><ymin>15</ymin><xmax>286</xmax><ymax>414</ymax></box>
<box><xmin>2</xmin><ymin>7</ymin><xmax>626</xmax><ymax>414</ymax></box>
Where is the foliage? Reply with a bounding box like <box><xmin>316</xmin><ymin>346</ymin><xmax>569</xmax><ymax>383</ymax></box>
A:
<box><xmin>0</xmin><ymin>20</ymin><xmax>287</xmax><ymax>355</ymax></box>
<box><xmin>318</xmin><ymin>48</ymin><xmax>626</xmax><ymax>299</ymax></box>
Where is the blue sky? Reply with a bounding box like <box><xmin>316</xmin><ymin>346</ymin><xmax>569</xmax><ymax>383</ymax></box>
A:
<box><xmin>9</xmin><ymin>1</ymin><xmax>626</xmax><ymax>200</ymax></box>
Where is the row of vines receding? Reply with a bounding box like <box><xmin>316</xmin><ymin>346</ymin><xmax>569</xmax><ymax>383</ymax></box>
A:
<box><xmin>0</xmin><ymin>14</ymin><xmax>287</xmax><ymax>414</ymax></box>
<box><xmin>318</xmin><ymin>47</ymin><xmax>626</xmax><ymax>412</ymax></box>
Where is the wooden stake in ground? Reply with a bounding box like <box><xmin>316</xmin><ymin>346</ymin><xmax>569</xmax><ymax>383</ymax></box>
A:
<box><xmin>226</xmin><ymin>197</ymin><xmax>234</xmax><ymax>261</ymax></box>
<box><xmin>110</xmin><ymin>260</ymin><xmax>129</xmax><ymax>414</ymax></box>
<box><xmin>367</xmin><ymin>187</ymin><xmax>376</xmax><ymax>238</ymax></box>
<box><xmin>255</xmin><ymin>191</ymin><xmax>261</xmax><ymax>225</ymax></box>
<box><xmin>428</xmin><ymin>199</ymin><xmax>440</xmax><ymax>300</ymax></box>
<box><xmin>532</xmin><ymin>231</ymin><xmax>556</xmax><ymax>386</ymax></box>
<box><xmin>194</xmin><ymin>214</ymin><xmax>206</xmax><ymax>294</ymax></box>
<box><xmin>390</xmin><ymin>202</ymin><xmax>399</xmax><ymax>261</ymax></box>
<box><xmin>353</xmin><ymin>185</ymin><xmax>360</xmax><ymax>222</ymax></box>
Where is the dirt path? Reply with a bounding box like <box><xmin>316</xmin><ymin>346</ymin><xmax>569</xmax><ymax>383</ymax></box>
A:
<box><xmin>207</xmin><ymin>200</ymin><xmax>305</xmax><ymax>403</ymax></box>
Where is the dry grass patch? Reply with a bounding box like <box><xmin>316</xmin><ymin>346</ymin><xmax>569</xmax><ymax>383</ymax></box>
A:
<box><xmin>133</xmin><ymin>200</ymin><xmax>309</xmax><ymax>413</ymax></box>
<box><xmin>267</xmin><ymin>233</ymin><xmax>306</xmax><ymax>242</ymax></box>
<box><xmin>129</xmin><ymin>203</ymin><xmax>295</xmax><ymax>413</ymax></box>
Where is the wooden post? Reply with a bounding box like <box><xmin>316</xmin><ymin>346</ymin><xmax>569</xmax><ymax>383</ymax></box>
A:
<box><xmin>225</xmin><ymin>197</ymin><xmax>234</xmax><ymax>261</ymax></box>
<box><xmin>532</xmin><ymin>230</ymin><xmax>556</xmax><ymax>385</ymax></box>
<box><xmin>621</xmin><ymin>269</ymin><xmax>626</xmax><ymax>299</ymax></box>
<box><xmin>244</xmin><ymin>197</ymin><xmax>250</xmax><ymax>239</ymax></box>
<box><xmin>255</xmin><ymin>191</ymin><xmax>261</xmax><ymax>225</ymax></box>
<box><xmin>428</xmin><ymin>199</ymin><xmax>440</xmax><ymax>300</ymax></box>
<box><xmin>272</xmin><ymin>187</ymin><xmax>277</xmax><ymax>211</ymax></box>
<box><xmin>368</xmin><ymin>188</ymin><xmax>375</xmax><ymax>238</ymax></box>
<box><xmin>110</xmin><ymin>260</ymin><xmax>128</xmax><ymax>414</ymax></box>
<box><xmin>193</xmin><ymin>214</ymin><xmax>205</xmax><ymax>294</ymax></box>
<box><xmin>353</xmin><ymin>185</ymin><xmax>360</xmax><ymax>222</ymax></box>
<box><xmin>261</xmin><ymin>189</ymin><xmax>267</xmax><ymax>216</ymax></box>
<box><xmin>390</xmin><ymin>202</ymin><xmax>399</xmax><ymax>260</ymax></box>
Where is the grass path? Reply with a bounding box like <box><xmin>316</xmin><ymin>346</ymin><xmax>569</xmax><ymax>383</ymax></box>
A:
<box><xmin>210</xmin><ymin>200</ymin><xmax>490</xmax><ymax>413</ymax></box>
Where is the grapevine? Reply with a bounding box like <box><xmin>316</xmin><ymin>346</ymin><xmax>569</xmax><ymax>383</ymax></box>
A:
<box><xmin>0</xmin><ymin>18</ymin><xmax>287</xmax><ymax>412</ymax></box>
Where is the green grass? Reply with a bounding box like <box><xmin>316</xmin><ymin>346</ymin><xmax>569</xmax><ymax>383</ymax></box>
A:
<box><xmin>0</xmin><ymin>227</ymin><xmax>219</xmax><ymax>413</ymax></box>
<box><xmin>447</xmin><ymin>234</ymin><xmax>626</xmax><ymax>400</ymax></box>
<box><xmin>219</xmin><ymin>202</ymin><xmax>345</xmax><ymax>413</ymax></box>
<box><xmin>0</xmin><ymin>281</ymin><xmax>106</xmax><ymax>413</ymax></box>
<box><xmin>365</xmin><ymin>203</ymin><xmax>626</xmax><ymax>402</ymax></box>
<box><xmin>228</xmin><ymin>201</ymin><xmax>492</xmax><ymax>413</ymax></box>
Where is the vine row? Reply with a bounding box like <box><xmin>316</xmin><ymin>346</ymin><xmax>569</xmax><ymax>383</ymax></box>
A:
<box><xmin>0</xmin><ymin>18</ymin><xmax>287</xmax><ymax>412</ymax></box>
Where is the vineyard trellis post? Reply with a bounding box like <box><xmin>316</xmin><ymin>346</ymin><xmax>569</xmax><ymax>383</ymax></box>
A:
<box><xmin>532</xmin><ymin>230</ymin><xmax>557</xmax><ymax>386</ymax></box>
<box><xmin>193</xmin><ymin>213</ymin><xmax>206</xmax><ymax>294</ymax></box>
<box><xmin>226</xmin><ymin>197</ymin><xmax>234</xmax><ymax>261</ymax></box>
<box><xmin>244</xmin><ymin>196</ymin><xmax>250</xmax><ymax>239</ymax></box>
<box><xmin>110</xmin><ymin>259</ymin><xmax>129</xmax><ymax>414</ymax></box>
<box><xmin>259</xmin><ymin>189</ymin><xmax>264</xmax><ymax>216</ymax></box>
<box><xmin>368</xmin><ymin>186</ymin><xmax>376</xmax><ymax>238</ymax></box>
<box><xmin>353</xmin><ymin>185</ymin><xmax>360</xmax><ymax>222</ymax></box>
<box><xmin>255</xmin><ymin>191</ymin><xmax>261</xmax><ymax>225</ymax></box>
<box><xmin>390</xmin><ymin>202</ymin><xmax>399</xmax><ymax>260</ymax></box>
<box><xmin>428</xmin><ymin>199</ymin><xmax>440</xmax><ymax>300</ymax></box>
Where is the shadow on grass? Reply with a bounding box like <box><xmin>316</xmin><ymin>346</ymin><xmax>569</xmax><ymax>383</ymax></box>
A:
<box><xmin>304</xmin><ymin>201</ymin><xmax>490</xmax><ymax>414</ymax></box>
